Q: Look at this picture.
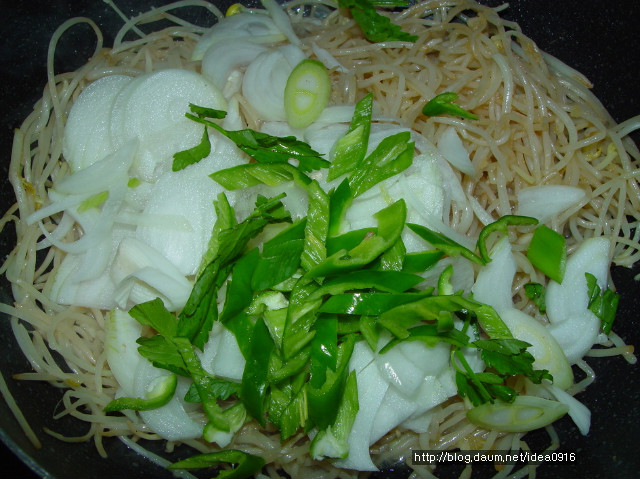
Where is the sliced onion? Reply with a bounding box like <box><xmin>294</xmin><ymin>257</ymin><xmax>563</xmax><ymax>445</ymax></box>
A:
<box><xmin>201</xmin><ymin>40</ymin><xmax>267</xmax><ymax>90</ymax></box>
<box><xmin>242</xmin><ymin>45</ymin><xmax>306</xmax><ymax>122</ymax></box>
<box><xmin>192</xmin><ymin>12</ymin><xmax>286</xmax><ymax>61</ymax></box>
<box><xmin>472</xmin><ymin>236</ymin><xmax>516</xmax><ymax>314</ymax></box>
<box><xmin>545</xmin><ymin>236</ymin><xmax>611</xmax><ymax>363</ymax></box>
<box><xmin>104</xmin><ymin>309</ymin><xmax>143</xmax><ymax>394</ymax></box>
<box><xmin>516</xmin><ymin>185</ymin><xmax>586</xmax><ymax>223</ymax></box>
<box><xmin>312</xmin><ymin>43</ymin><xmax>348</xmax><ymax>72</ymax></box>
<box><xmin>437</xmin><ymin>126</ymin><xmax>476</xmax><ymax>176</ymax></box>
<box><xmin>545</xmin><ymin>384</ymin><xmax>591</xmax><ymax>435</ymax></box>
<box><xmin>261</xmin><ymin>0</ymin><xmax>301</xmax><ymax>46</ymax></box>
<box><xmin>111</xmin><ymin>237</ymin><xmax>193</xmax><ymax>311</ymax></box>
<box><xmin>135</xmin><ymin>361</ymin><xmax>203</xmax><ymax>441</ymax></box>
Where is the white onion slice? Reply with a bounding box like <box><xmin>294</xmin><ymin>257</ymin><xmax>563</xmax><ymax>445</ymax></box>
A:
<box><xmin>111</xmin><ymin>237</ymin><xmax>193</xmax><ymax>311</ymax></box>
<box><xmin>437</xmin><ymin>126</ymin><xmax>476</xmax><ymax>176</ymax></box>
<box><xmin>545</xmin><ymin>384</ymin><xmax>591</xmax><ymax>435</ymax></box>
<box><xmin>201</xmin><ymin>40</ymin><xmax>267</xmax><ymax>90</ymax></box>
<box><xmin>192</xmin><ymin>12</ymin><xmax>286</xmax><ymax>61</ymax></box>
<box><xmin>261</xmin><ymin>0</ymin><xmax>300</xmax><ymax>46</ymax></box>
<box><xmin>242</xmin><ymin>45</ymin><xmax>306</xmax><ymax>122</ymax></box>
<box><xmin>472</xmin><ymin>236</ymin><xmax>516</xmax><ymax>314</ymax></box>
<box><xmin>545</xmin><ymin>236</ymin><xmax>611</xmax><ymax>363</ymax></box>
<box><xmin>135</xmin><ymin>361</ymin><xmax>203</xmax><ymax>441</ymax></box>
<box><xmin>516</xmin><ymin>185</ymin><xmax>586</xmax><ymax>223</ymax></box>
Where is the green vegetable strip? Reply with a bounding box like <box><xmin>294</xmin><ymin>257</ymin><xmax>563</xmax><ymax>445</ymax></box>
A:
<box><xmin>219</xmin><ymin>249</ymin><xmax>259</xmax><ymax>325</ymax></box>
<box><xmin>407</xmin><ymin>222</ymin><xmax>485</xmax><ymax>265</ymax></box>
<box><xmin>240</xmin><ymin>318</ymin><xmax>274</xmax><ymax>426</ymax></box>
<box><xmin>585</xmin><ymin>272</ymin><xmax>620</xmax><ymax>334</ymax></box>
<box><xmin>306</xmin><ymin>199</ymin><xmax>407</xmax><ymax>278</ymax></box>
<box><xmin>308</xmin><ymin>334</ymin><xmax>357</xmax><ymax>430</ymax></box>
<box><xmin>268</xmin><ymin>346</ymin><xmax>311</xmax><ymax>383</ymax></box>
<box><xmin>309</xmin><ymin>315</ymin><xmax>339</xmax><ymax>389</ymax></box>
<box><xmin>359</xmin><ymin>315</ymin><xmax>379</xmax><ymax>351</ymax></box>
<box><xmin>453</xmin><ymin>349</ymin><xmax>496</xmax><ymax>405</ymax></box>
<box><xmin>178</xmin><ymin>194</ymin><xmax>289</xmax><ymax>349</ymax></box>
<box><xmin>326</xmin><ymin>228</ymin><xmax>375</xmax><ymax>256</ymax></box>
<box><xmin>337</xmin><ymin>0</ymin><xmax>418</xmax><ymax>43</ymax></box>
<box><xmin>378</xmin><ymin>236</ymin><xmax>406</xmax><ymax>271</ymax></box>
<box><xmin>252</xmin><ymin>220</ymin><xmax>306</xmax><ymax>291</ymax></box>
<box><xmin>168</xmin><ymin>449</ymin><xmax>265</xmax><ymax>479</ymax></box>
<box><xmin>422</xmin><ymin>92</ymin><xmax>478</xmax><ymax>120</ymax></box>
<box><xmin>401</xmin><ymin>250</ymin><xmax>444</xmax><ymax>273</ymax></box>
<box><xmin>199</xmin><ymin>193</ymin><xmax>236</xmax><ymax>274</ymax></box>
<box><xmin>437</xmin><ymin>264</ymin><xmax>455</xmax><ymax>295</ymax></box>
<box><xmin>186</xmin><ymin>104</ymin><xmax>328</xmax><ymax>172</ymax></box>
<box><xmin>309</xmin><ymin>369</ymin><xmax>359</xmax><ymax>460</ymax></box>
<box><xmin>477</xmin><ymin>215</ymin><xmax>538</xmax><ymax>263</ymax></box>
<box><xmin>281</xmin><ymin>277</ymin><xmax>322</xmax><ymax>360</ymax></box>
<box><xmin>173</xmin><ymin>337</ymin><xmax>231</xmax><ymax>431</ymax></box>
<box><xmin>379</xmin><ymin>324</ymin><xmax>470</xmax><ymax>354</ymax></box>
<box><xmin>319</xmin><ymin>291</ymin><xmax>432</xmax><ymax>316</ymax></box>
<box><xmin>277</xmin><ymin>378</ymin><xmax>308</xmax><ymax>440</ymax></box>
<box><xmin>327</xmin><ymin>179</ymin><xmax>353</xmax><ymax>237</ymax></box>
<box><xmin>526</xmin><ymin>225</ymin><xmax>567</xmax><ymax>283</ymax></box>
<box><xmin>77</xmin><ymin>190</ymin><xmax>108</xmax><ymax>212</ymax></box>
<box><xmin>172</xmin><ymin>125</ymin><xmax>211</xmax><ymax>171</ymax></box>
<box><xmin>327</xmin><ymin>93</ymin><xmax>373</xmax><ymax>181</ymax></box>
<box><xmin>210</xmin><ymin>162</ymin><xmax>312</xmax><ymax>190</ymax></box>
<box><xmin>183</xmin><ymin>376</ymin><xmax>240</xmax><ymax>403</ymax></box>
<box><xmin>136</xmin><ymin>335</ymin><xmax>189</xmax><ymax>377</ymax></box>
<box><xmin>524</xmin><ymin>282</ymin><xmax>546</xmax><ymax>314</ymax></box>
<box><xmin>376</xmin><ymin>294</ymin><xmax>512</xmax><ymax>340</ymax></box>
<box><xmin>301</xmin><ymin>181</ymin><xmax>329</xmax><ymax>271</ymax></box>
<box><xmin>308</xmin><ymin>270</ymin><xmax>423</xmax><ymax>300</ymax></box>
<box><xmin>349</xmin><ymin>132</ymin><xmax>414</xmax><ymax>197</ymax></box>
<box><xmin>103</xmin><ymin>373</ymin><xmax>177</xmax><ymax>412</ymax></box>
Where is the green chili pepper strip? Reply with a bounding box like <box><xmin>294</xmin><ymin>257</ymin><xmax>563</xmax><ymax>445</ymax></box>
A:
<box><xmin>526</xmin><ymin>225</ymin><xmax>567</xmax><ymax>284</ymax></box>
<box><xmin>477</xmin><ymin>215</ymin><xmax>538</xmax><ymax>263</ymax></box>
<box><xmin>306</xmin><ymin>199</ymin><xmax>407</xmax><ymax>278</ymax></box>
<box><xmin>240</xmin><ymin>318</ymin><xmax>275</xmax><ymax>426</ymax></box>
<box><xmin>103</xmin><ymin>373</ymin><xmax>177</xmax><ymax>412</ymax></box>
<box><xmin>408</xmin><ymin>222</ymin><xmax>485</xmax><ymax>265</ymax></box>
<box><xmin>308</xmin><ymin>334</ymin><xmax>357</xmax><ymax>430</ymax></box>
<box><xmin>168</xmin><ymin>449</ymin><xmax>265</xmax><ymax>479</ymax></box>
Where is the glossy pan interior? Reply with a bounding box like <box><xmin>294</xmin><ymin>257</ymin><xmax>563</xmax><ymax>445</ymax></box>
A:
<box><xmin>1</xmin><ymin>1</ymin><xmax>638</xmax><ymax>478</ymax></box>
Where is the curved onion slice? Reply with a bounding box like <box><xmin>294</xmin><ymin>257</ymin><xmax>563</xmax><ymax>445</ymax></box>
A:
<box><xmin>260</xmin><ymin>0</ymin><xmax>300</xmax><ymax>46</ymax></box>
<box><xmin>545</xmin><ymin>237</ymin><xmax>611</xmax><ymax>363</ymax></box>
<box><xmin>192</xmin><ymin>12</ymin><xmax>286</xmax><ymax>61</ymax></box>
<box><xmin>134</xmin><ymin>360</ymin><xmax>203</xmax><ymax>441</ymax></box>
<box><xmin>437</xmin><ymin>126</ymin><xmax>476</xmax><ymax>176</ymax></box>
<box><xmin>105</xmin><ymin>308</ymin><xmax>143</xmax><ymax>394</ymax></box>
<box><xmin>517</xmin><ymin>185</ymin><xmax>586</xmax><ymax>223</ymax></box>
<box><xmin>111</xmin><ymin>237</ymin><xmax>193</xmax><ymax>312</ymax></box>
<box><xmin>242</xmin><ymin>45</ymin><xmax>306</xmax><ymax>122</ymax></box>
<box><xmin>201</xmin><ymin>40</ymin><xmax>267</xmax><ymax>91</ymax></box>
<box><xmin>473</xmin><ymin>237</ymin><xmax>573</xmax><ymax>388</ymax></box>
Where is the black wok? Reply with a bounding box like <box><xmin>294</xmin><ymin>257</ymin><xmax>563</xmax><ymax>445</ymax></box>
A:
<box><xmin>1</xmin><ymin>1</ymin><xmax>639</xmax><ymax>478</ymax></box>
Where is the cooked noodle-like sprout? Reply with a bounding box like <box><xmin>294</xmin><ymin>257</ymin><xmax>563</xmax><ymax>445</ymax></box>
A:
<box><xmin>1</xmin><ymin>1</ymin><xmax>638</xmax><ymax>477</ymax></box>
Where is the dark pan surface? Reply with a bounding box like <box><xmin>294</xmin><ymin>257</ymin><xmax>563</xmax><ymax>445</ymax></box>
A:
<box><xmin>1</xmin><ymin>1</ymin><xmax>639</xmax><ymax>478</ymax></box>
